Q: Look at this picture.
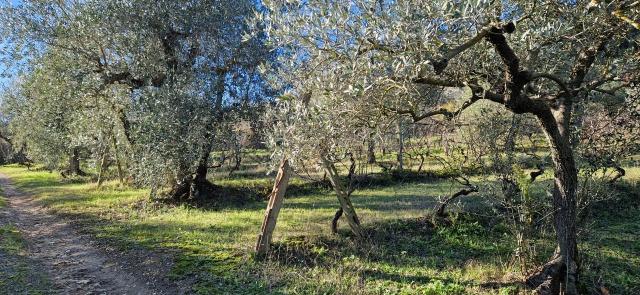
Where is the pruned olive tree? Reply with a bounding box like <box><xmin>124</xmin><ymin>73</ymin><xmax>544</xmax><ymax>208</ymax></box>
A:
<box><xmin>264</xmin><ymin>90</ymin><xmax>380</xmax><ymax>238</ymax></box>
<box><xmin>2</xmin><ymin>49</ymin><xmax>98</xmax><ymax>175</ymax></box>
<box><xmin>259</xmin><ymin>0</ymin><xmax>639</xmax><ymax>293</ymax></box>
<box><xmin>1</xmin><ymin>0</ymin><xmax>272</xmax><ymax>197</ymax></box>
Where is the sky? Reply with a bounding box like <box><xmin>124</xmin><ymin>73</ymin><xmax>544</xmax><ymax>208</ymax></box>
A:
<box><xmin>0</xmin><ymin>0</ymin><xmax>23</xmax><ymax>92</ymax></box>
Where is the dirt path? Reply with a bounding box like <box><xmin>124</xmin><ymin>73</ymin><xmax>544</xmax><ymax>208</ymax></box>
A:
<box><xmin>0</xmin><ymin>174</ymin><xmax>187</xmax><ymax>295</ymax></box>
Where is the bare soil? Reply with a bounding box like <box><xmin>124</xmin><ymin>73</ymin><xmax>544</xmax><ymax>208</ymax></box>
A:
<box><xmin>0</xmin><ymin>174</ymin><xmax>189</xmax><ymax>295</ymax></box>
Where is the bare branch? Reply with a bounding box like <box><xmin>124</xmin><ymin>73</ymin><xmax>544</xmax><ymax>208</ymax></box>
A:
<box><xmin>411</xmin><ymin>76</ymin><xmax>465</xmax><ymax>87</ymax></box>
<box><xmin>430</xmin><ymin>28</ymin><xmax>490</xmax><ymax>74</ymax></box>
<box><xmin>529</xmin><ymin>72</ymin><xmax>570</xmax><ymax>94</ymax></box>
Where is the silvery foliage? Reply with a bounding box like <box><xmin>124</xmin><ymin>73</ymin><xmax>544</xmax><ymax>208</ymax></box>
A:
<box><xmin>256</xmin><ymin>0</ymin><xmax>638</xmax><ymax>168</ymax></box>
<box><xmin>128</xmin><ymin>77</ymin><xmax>210</xmax><ymax>189</ymax></box>
<box><xmin>1</xmin><ymin>48</ymin><xmax>112</xmax><ymax>170</ymax></box>
<box><xmin>1</xmin><ymin>0</ymin><xmax>266</xmax><ymax>188</ymax></box>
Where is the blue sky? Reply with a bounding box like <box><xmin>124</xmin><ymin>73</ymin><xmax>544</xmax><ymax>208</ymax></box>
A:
<box><xmin>0</xmin><ymin>0</ymin><xmax>23</xmax><ymax>92</ymax></box>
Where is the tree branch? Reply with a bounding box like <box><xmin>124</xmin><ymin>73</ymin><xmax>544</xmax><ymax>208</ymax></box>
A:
<box><xmin>430</xmin><ymin>28</ymin><xmax>491</xmax><ymax>74</ymax></box>
<box><xmin>529</xmin><ymin>72</ymin><xmax>570</xmax><ymax>94</ymax></box>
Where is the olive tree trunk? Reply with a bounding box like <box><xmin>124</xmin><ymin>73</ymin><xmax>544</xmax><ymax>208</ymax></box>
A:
<box><xmin>367</xmin><ymin>137</ymin><xmax>376</xmax><ymax>164</ymax></box>
<box><xmin>64</xmin><ymin>147</ymin><xmax>86</xmax><ymax>177</ymax></box>
<box><xmin>527</xmin><ymin>110</ymin><xmax>579</xmax><ymax>295</ymax></box>
<box><xmin>320</xmin><ymin>155</ymin><xmax>365</xmax><ymax>238</ymax></box>
<box><xmin>397</xmin><ymin>119</ymin><xmax>404</xmax><ymax>171</ymax></box>
<box><xmin>97</xmin><ymin>143</ymin><xmax>110</xmax><ymax>187</ymax></box>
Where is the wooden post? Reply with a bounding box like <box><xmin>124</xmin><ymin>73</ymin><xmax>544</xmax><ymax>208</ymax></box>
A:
<box><xmin>255</xmin><ymin>158</ymin><xmax>291</xmax><ymax>256</ymax></box>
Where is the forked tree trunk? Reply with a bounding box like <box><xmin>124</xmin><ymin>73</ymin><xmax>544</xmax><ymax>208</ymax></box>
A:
<box><xmin>228</xmin><ymin>147</ymin><xmax>242</xmax><ymax>176</ymax></box>
<box><xmin>180</xmin><ymin>77</ymin><xmax>225</xmax><ymax>199</ymax></box>
<box><xmin>65</xmin><ymin>147</ymin><xmax>86</xmax><ymax>176</ymax></box>
<box><xmin>321</xmin><ymin>155</ymin><xmax>365</xmax><ymax>238</ymax></box>
<box><xmin>168</xmin><ymin>136</ymin><xmax>216</xmax><ymax>200</ymax></box>
<box><xmin>527</xmin><ymin>110</ymin><xmax>579</xmax><ymax>295</ymax></box>
<box><xmin>189</xmin><ymin>136</ymin><xmax>218</xmax><ymax>199</ymax></box>
<box><xmin>256</xmin><ymin>158</ymin><xmax>291</xmax><ymax>256</ymax></box>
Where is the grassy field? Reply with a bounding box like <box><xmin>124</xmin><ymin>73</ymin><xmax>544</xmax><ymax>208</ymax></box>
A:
<box><xmin>0</xmin><ymin>163</ymin><xmax>638</xmax><ymax>294</ymax></box>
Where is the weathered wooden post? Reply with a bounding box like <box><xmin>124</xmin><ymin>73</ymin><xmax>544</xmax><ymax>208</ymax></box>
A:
<box><xmin>255</xmin><ymin>158</ymin><xmax>291</xmax><ymax>256</ymax></box>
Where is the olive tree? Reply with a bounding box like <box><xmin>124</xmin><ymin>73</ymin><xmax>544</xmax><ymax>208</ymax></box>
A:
<box><xmin>2</xmin><ymin>49</ymin><xmax>97</xmax><ymax>175</ymax></box>
<box><xmin>258</xmin><ymin>0</ymin><xmax>639</xmax><ymax>293</ymax></box>
<box><xmin>1</xmin><ymin>0</ymin><xmax>272</xmax><ymax>197</ymax></box>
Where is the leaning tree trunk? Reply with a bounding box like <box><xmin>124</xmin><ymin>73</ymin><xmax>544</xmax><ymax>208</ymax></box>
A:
<box><xmin>188</xmin><ymin>132</ymin><xmax>219</xmax><ymax>199</ymax></box>
<box><xmin>97</xmin><ymin>143</ymin><xmax>111</xmax><ymax>187</ymax></box>
<box><xmin>255</xmin><ymin>158</ymin><xmax>291</xmax><ymax>256</ymax></box>
<box><xmin>194</xmin><ymin>137</ymin><xmax>214</xmax><ymax>184</ymax></box>
<box><xmin>111</xmin><ymin>134</ymin><xmax>125</xmax><ymax>185</ymax></box>
<box><xmin>435</xmin><ymin>186</ymin><xmax>478</xmax><ymax>218</ymax></box>
<box><xmin>321</xmin><ymin>155</ymin><xmax>365</xmax><ymax>238</ymax></box>
<box><xmin>527</xmin><ymin>110</ymin><xmax>579</xmax><ymax>295</ymax></box>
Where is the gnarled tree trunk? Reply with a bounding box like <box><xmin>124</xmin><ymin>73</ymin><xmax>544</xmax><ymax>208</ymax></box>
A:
<box><xmin>321</xmin><ymin>155</ymin><xmax>365</xmax><ymax>238</ymax></box>
<box><xmin>189</xmin><ymin>138</ymin><xmax>217</xmax><ymax>199</ymax></box>
<box><xmin>64</xmin><ymin>147</ymin><xmax>86</xmax><ymax>177</ymax></box>
<box><xmin>527</xmin><ymin>109</ymin><xmax>579</xmax><ymax>295</ymax></box>
<box><xmin>169</xmin><ymin>75</ymin><xmax>225</xmax><ymax>200</ymax></box>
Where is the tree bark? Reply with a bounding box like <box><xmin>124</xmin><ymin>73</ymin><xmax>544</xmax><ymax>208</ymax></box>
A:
<box><xmin>195</xmin><ymin>138</ymin><xmax>214</xmax><ymax>184</ymax></box>
<box><xmin>331</xmin><ymin>208</ymin><xmax>343</xmax><ymax>234</ymax></box>
<box><xmin>111</xmin><ymin>134</ymin><xmax>125</xmax><ymax>185</ymax></box>
<box><xmin>397</xmin><ymin>119</ymin><xmax>404</xmax><ymax>171</ymax></box>
<box><xmin>255</xmin><ymin>158</ymin><xmax>291</xmax><ymax>256</ymax></box>
<box><xmin>228</xmin><ymin>144</ymin><xmax>242</xmax><ymax>176</ymax></box>
<box><xmin>527</xmin><ymin>109</ymin><xmax>579</xmax><ymax>295</ymax></box>
<box><xmin>609</xmin><ymin>165</ymin><xmax>625</xmax><ymax>183</ymax></box>
<box><xmin>186</xmin><ymin>137</ymin><xmax>218</xmax><ymax>200</ymax></box>
<box><xmin>435</xmin><ymin>186</ymin><xmax>478</xmax><ymax>218</ymax></box>
<box><xmin>170</xmin><ymin>75</ymin><xmax>225</xmax><ymax>200</ymax></box>
<box><xmin>321</xmin><ymin>155</ymin><xmax>365</xmax><ymax>238</ymax></box>
<box><xmin>65</xmin><ymin>147</ymin><xmax>86</xmax><ymax>176</ymax></box>
<box><xmin>97</xmin><ymin>143</ymin><xmax>110</xmax><ymax>187</ymax></box>
<box><xmin>367</xmin><ymin>137</ymin><xmax>376</xmax><ymax>164</ymax></box>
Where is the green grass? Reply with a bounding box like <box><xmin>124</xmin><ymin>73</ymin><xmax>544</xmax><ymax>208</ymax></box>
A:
<box><xmin>0</xmin><ymin>186</ymin><xmax>5</xmax><ymax>208</ymax></box>
<box><xmin>0</xmin><ymin>163</ymin><xmax>637</xmax><ymax>294</ymax></box>
<box><xmin>0</xmin><ymin>224</ymin><xmax>52</xmax><ymax>294</ymax></box>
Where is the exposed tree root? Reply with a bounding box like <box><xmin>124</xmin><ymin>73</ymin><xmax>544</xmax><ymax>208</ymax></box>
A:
<box><xmin>60</xmin><ymin>168</ymin><xmax>87</xmax><ymax>178</ymax></box>
<box><xmin>526</xmin><ymin>255</ymin><xmax>579</xmax><ymax>295</ymax></box>
<box><xmin>168</xmin><ymin>176</ymin><xmax>218</xmax><ymax>201</ymax></box>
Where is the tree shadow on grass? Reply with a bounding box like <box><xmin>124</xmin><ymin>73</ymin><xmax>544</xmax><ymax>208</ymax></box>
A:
<box><xmin>265</xmin><ymin>214</ymin><xmax>524</xmax><ymax>293</ymax></box>
<box><xmin>267</xmin><ymin>213</ymin><xmax>515</xmax><ymax>270</ymax></box>
<box><xmin>360</xmin><ymin>268</ymin><xmax>525</xmax><ymax>292</ymax></box>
